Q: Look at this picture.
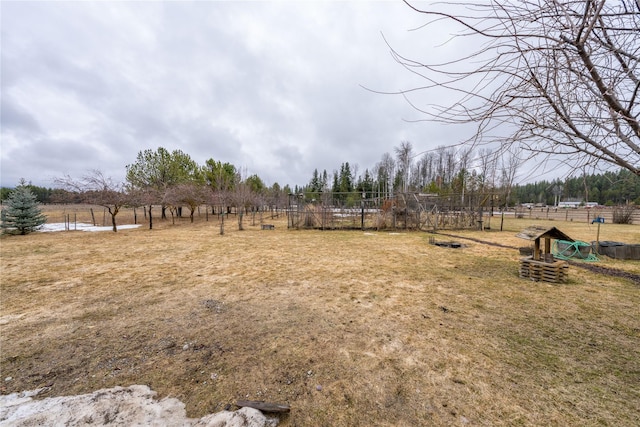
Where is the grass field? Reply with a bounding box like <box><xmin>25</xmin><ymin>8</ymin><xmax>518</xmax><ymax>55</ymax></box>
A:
<box><xmin>1</xmin><ymin>206</ymin><xmax>639</xmax><ymax>426</ymax></box>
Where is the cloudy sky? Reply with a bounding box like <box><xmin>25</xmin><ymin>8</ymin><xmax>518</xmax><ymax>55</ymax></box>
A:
<box><xmin>1</xmin><ymin>0</ymin><xmax>475</xmax><ymax>189</ymax></box>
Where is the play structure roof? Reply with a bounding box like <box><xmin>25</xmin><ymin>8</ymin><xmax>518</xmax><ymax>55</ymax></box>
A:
<box><xmin>515</xmin><ymin>225</ymin><xmax>574</xmax><ymax>242</ymax></box>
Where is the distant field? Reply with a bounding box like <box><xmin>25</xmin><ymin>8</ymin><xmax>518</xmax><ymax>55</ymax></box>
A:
<box><xmin>1</xmin><ymin>207</ymin><xmax>639</xmax><ymax>426</ymax></box>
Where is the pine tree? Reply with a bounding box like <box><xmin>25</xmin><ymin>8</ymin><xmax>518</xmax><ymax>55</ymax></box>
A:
<box><xmin>1</xmin><ymin>184</ymin><xmax>47</xmax><ymax>235</ymax></box>
<box><xmin>309</xmin><ymin>169</ymin><xmax>320</xmax><ymax>192</ymax></box>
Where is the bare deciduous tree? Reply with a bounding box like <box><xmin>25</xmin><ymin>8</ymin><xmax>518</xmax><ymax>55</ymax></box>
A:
<box><xmin>393</xmin><ymin>0</ymin><xmax>640</xmax><ymax>176</ymax></box>
<box><xmin>476</xmin><ymin>147</ymin><xmax>500</xmax><ymax>194</ymax></box>
<box><xmin>56</xmin><ymin>170</ymin><xmax>128</xmax><ymax>232</ymax></box>
<box><xmin>164</xmin><ymin>183</ymin><xmax>208</xmax><ymax>224</ymax></box>
<box><xmin>375</xmin><ymin>152</ymin><xmax>396</xmax><ymax>198</ymax></box>
<box><xmin>394</xmin><ymin>141</ymin><xmax>414</xmax><ymax>193</ymax></box>
<box><xmin>499</xmin><ymin>149</ymin><xmax>522</xmax><ymax>207</ymax></box>
<box><xmin>231</xmin><ymin>182</ymin><xmax>254</xmax><ymax>231</ymax></box>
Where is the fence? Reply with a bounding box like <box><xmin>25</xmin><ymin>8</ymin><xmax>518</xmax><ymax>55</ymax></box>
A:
<box><xmin>40</xmin><ymin>200</ymin><xmax>639</xmax><ymax>232</ymax></box>
<box><xmin>510</xmin><ymin>206</ymin><xmax>640</xmax><ymax>225</ymax></box>
<box><xmin>40</xmin><ymin>204</ymin><xmax>287</xmax><ymax>228</ymax></box>
<box><xmin>287</xmin><ymin>192</ymin><xmax>490</xmax><ymax>231</ymax></box>
<box><xmin>287</xmin><ymin>194</ymin><xmax>639</xmax><ymax>230</ymax></box>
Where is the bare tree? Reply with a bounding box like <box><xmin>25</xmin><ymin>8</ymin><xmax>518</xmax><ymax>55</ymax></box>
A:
<box><xmin>394</xmin><ymin>141</ymin><xmax>414</xmax><ymax>193</ymax></box>
<box><xmin>56</xmin><ymin>170</ymin><xmax>128</xmax><ymax>232</ymax></box>
<box><xmin>391</xmin><ymin>1</ymin><xmax>640</xmax><ymax>176</ymax></box>
<box><xmin>499</xmin><ymin>149</ymin><xmax>522</xmax><ymax>207</ymax></box>
<box><xmin>444</xmin><ymin>148</ymin><xmax>457</xmax><ymax>185</ymax></box>
<box><xmin>476</xmin><ymin>148</ymin><xmax>499</xmax><ymax>193</ymax></box>
<box><xmin>231</xmin><ymin>182</ymin><xmax>255</xmax><ymax>231</ymax></box>
<box><xmin>432</xmin><ymin>146</ymin><xmax>452</xmax><ymax>189</ymax></box>
<box><xmin>413</xmin><ymin>152</ymin><xmax>434</xmax><ymax>190</ymax></box>
<box><xmin>375</xmin><ymin>152</ymin><xmax>396</xmax><ymax>199</ymax></box>
<box><xmin>457</xmin><ymin>147</ymin><xmax>474</xmax><ymax>203</ymax></box>
<box><xmin>164</xmin><ymin>183</ymin><xmax>208</xmax><ymax>224</ymax></box>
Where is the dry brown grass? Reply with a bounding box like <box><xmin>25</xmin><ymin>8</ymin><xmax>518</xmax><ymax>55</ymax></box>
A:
<box><xmin>1</xmin><ymin>207</ymin><xmax>639</xmax><ymax>426</ymax></box>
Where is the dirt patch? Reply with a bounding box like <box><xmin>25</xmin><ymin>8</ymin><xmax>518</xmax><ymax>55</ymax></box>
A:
<box><xmin>566</xmin><ymin>261</ymin><xmax>640</xmax><ymax>285</ymax></box>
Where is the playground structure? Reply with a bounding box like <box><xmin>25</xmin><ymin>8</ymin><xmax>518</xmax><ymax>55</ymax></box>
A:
<box><xmin>516</xmin><ymin>225</ymin><xmax>573</xmax><ymax>283</ymax></box>
<box><xmin>287</xmin><ymin>191</ymin><xmax>495</xmax><ymax>231</ymax></box>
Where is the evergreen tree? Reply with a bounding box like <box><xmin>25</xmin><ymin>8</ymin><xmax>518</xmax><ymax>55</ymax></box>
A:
<box><xmin>321</xmin><ymin>170</ymin><xmax>328</xmax><ymax>191</ymax></box>
<box><xmin>245</xmin><ymin>174</ymin><xmax>266</xmax><ymax>194</ymax></box>
<box><xmin>331</xmin><ymin>171</ymin><xmax>340</xmax><ymax>194</ymax></box>
<box><xmin>308</xmin><ymin>169</ymin><xmax>321</xmax><ymax>193</ymax></box>
<box><xmin>1</xmin><ymin>184</ymin><xmax>47</xmax><ymax>235</ymax></box>
<box><xmin>339</xmin><ymin>162</ymin><xmax>353</xmax><ymax>193</ymax></box>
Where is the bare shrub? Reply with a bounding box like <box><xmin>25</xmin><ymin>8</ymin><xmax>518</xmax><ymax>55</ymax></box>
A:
<box><xmin>376</xmin><ymin>213</ymin><xmax>389</xmax><ymax>229</ymax></box>
<box><xmin>302</xmin><ymin>205</ymin><xmax>318</xmax><ymax>228</ymax></box>
<box><xmin>612</xmin><ymin>205</ymin><xmax>636</xmax><ymax>224</ymax></box>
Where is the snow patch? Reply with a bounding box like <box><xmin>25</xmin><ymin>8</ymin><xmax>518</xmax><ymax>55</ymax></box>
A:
<box><xmin>39</xmin><ymin>223</ymin><xmax>141</xmax><ymax>232</ymax></box>
<box><xmin>0</xmin><ymin>385</ymin><xmax>277</xmax><ymax>426</ymax></box>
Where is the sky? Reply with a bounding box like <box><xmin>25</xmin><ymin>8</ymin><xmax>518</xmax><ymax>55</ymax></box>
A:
<box><xmin>1</xmin><ymin>0</ymin><xmax>481</xmax><ymax>189</ymax></box>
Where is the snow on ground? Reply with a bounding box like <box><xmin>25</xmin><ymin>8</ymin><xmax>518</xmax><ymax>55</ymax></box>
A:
<box><xmin>39</xmin><ymin>223</ymin><xmax>142</xmax><ymax>232</ymax></box>
<box><xmin>0</xmin><ymin>385</ymin><xmax>277</xmax><ymax>426</ymax></box>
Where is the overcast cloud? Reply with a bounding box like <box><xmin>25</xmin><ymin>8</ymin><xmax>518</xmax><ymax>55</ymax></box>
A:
<box><xmin>1</xmin><ymin>1</ymin><xmax>466</xmax><ymax>189</ymax></box>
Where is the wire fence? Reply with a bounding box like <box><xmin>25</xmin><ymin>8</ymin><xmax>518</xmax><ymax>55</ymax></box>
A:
<box><xmin>39</xmin><ymin>200</ymin><xmax>639</xmax><ymax>231</ymax></box>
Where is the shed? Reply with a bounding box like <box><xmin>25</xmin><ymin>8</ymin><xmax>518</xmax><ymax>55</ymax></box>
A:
<box><xmin>516</xmin><ymin>225</ymin><xmax>573</xmax><ymax>283</ymax></box>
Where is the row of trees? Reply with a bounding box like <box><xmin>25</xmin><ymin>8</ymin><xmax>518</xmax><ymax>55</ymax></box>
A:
<box><xmin>513</xmin><ymin>169</ymin><xmax>640</xmax><ymax>207</ymax></box>
<box><xmin>302</xmin><ymin>141</ymin><xmax>523</xmax><ymax>208</ymax></box>
<box><xmin>3</xmin><ymin>141</ymin><xmax>638</xmax><ymax>229</ymax></box>
<box><xmin>47</xmin><ymin>147</ymin><xmax>292</xmax><ymax>232</ymax></box>
<box><xmin>0</xmin><ymin>183</ymin><xmax>65</xmax><ymax>204</ymax></box>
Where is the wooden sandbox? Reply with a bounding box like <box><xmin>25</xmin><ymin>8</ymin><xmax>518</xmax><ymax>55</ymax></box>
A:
<box><xmin>519</xmin><ymin>257</ymin><xmax>570</xmax><ymax>283</ymax></box>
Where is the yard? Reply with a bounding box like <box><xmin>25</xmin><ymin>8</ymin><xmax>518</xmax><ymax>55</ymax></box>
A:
<box><xmin>1</xmin><ymin>208</ymin><xmax>639</xmax><ymax>426</ymax></box>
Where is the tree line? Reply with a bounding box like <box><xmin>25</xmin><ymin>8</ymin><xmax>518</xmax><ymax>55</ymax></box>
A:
<box><xmin>300</xmin><ymin>141</ymin><xmax>640</xmax><ymax>208</ymax></box>
<box><xmin>2</xmin><ymin>147</ymin><xmax>293</xmax><ymax>232</ymax></box>
<box><xmin>302</xmin><ymin>141</ymin><xmax>527</xmax><ymax>208</ymax></box>
<box><xmin>1</xmin><ymin>143</ymin><xmax>638</xmax><ymax>232</ymax></box>
<box><xmin>512</xmin><ymin>169</ymin><xmax>640</xmax><ymax>207</ymax></box>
